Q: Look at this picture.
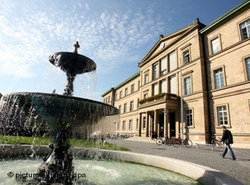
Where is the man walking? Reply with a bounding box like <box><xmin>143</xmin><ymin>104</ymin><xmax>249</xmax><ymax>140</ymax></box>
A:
<box><xmin>221</xmin><ymin>126</ymin><xmax>236</xmax><ymax>160</ymax></box>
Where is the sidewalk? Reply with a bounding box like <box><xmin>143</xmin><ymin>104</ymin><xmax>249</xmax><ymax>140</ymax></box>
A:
<box><xmin>109</xmin><ymin>137</ymin><xmax>250</xmax><ymax>185</ymax></box>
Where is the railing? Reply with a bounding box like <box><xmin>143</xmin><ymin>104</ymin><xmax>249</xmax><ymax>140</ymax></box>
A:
<box><xmin>139</xmin><ymin>93</ymin><xmax>179</xmax><ymax>107</ymax></box>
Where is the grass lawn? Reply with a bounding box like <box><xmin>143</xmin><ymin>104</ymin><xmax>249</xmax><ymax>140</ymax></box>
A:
<box><xmin>0</xmin><ymin>135</ymin><xmax>129</xmax><ymax>151</ymax></box>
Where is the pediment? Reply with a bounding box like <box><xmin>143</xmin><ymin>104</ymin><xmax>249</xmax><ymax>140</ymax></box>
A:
<box><xmin>139</xmin><ymin>24</ymin><xmax>195</xmax><ymax>67</ymax></box>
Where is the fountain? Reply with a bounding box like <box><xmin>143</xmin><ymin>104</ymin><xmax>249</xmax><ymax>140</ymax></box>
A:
<box><xmin>0</xmin><ymin>41</ymin><xmax>118</xmax><ymax>184</ymax></box>
<box><xmin>0</xmin><ymin>42</ymin><xmax>238</xmax><ymax>185</ymax></box>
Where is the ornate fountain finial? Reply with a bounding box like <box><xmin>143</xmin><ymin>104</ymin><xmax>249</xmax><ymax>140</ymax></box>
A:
<box><xmin>73</xmin><ymin>41</ymin><xmax>80</xmax><ymax>53</ymax></box>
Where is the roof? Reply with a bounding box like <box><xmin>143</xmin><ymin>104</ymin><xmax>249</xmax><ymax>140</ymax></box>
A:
<box><xmin>200</xmin><ymin>0</ymin><xmax>250</xmax><ymax>34</ymax></box>
<box><xmin>138</xmin><ymin>19</ymin><xmax>205</xmax><ymax>68</ymax></box>
<box><xmin>102</xmin><ymin>71</ymin><xmax>140</xmax><ymax>97</ymax></box>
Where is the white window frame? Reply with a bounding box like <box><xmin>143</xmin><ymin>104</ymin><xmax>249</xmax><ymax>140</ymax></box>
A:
<box><xmin>160</xmin><ymin>79</ymin><xmax>167</xmax><ymax>93</ymax></box>
<box><xmin>240</xmin><ymin>19</ymin><xmax>250</xmax><ymax>40</ymax></box>
<box><xmin>186</xmin><ymin>109</ymin><xmax>193</xmax><ymax>127</ymax></box>
<box><xmin>183</xmin><ymin>50</ymin><xmax>190</xmax><ymax>64</ymax></box>
<box><xmin>144</xmin><ymin>73</ymin><xmax>149</xmax><ymax>84</ymax></box>
<box><xmin>131</xmin><ymin>84</ymin><xmax>134</xmax><ymax>93</ymax></box>
<box><xmin>122</xmin><ymin>121</ymin><xmax>126</xmax><ymax>130</ymax></box>
<box><xmin>153</xmin><ymin>62</ymin><xmax>159</xmax><ymax>80</ymax></box>
<box><xmin>130</xmin><ymin>101</ymin><xmax>134</xmax><ymax>112</ymax></box>
<box><xmin>217</xmin><ymin>105</ymin><xmax>228</xmax><ymax>126</ymax></box>
<box><xmin>160</xmin><ymin>57</ymin><xmax>167</xmax><ymax>76</ymax></box>
<box><xmin>152</xmin><ymin>83</ymin><xmax>159</xmax><ymax>96</ymax></box>
<box><xmin>169</xmin><ymin>50</ymin><xmax>176</xmax><ymax>72</ymax></box>
<box><xmin>124</xmin><ymin>103</ymin><xmax>127</xmax><ymax>113</ymax></box>
<box><xmin>214</xmin><ymin>68</ymin><xmax>225</xmax><ymax>89</ymax></box>
<box><xmin>184</xmin><ymin>77</ymin><xmax>192</xmax><ymax>95</ymax></box>
<box><xmin>125</xmin><ymin>88</ymin><xmax>128</xmax><ymax>96</ymax></box>
<box><xmin>129</xmin><ymin>120</ymin><xmax>133</xmax><ymax>130</ymax></box>
<box><xmin>211</xmin><ymin>37</ymin><xmax>221</xmax><ymax>55</ymax></box>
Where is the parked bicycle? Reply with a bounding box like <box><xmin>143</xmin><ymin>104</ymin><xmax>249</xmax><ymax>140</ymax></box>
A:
<box><xmin>211</xmin><ymin>136</ymin><xmax>224</xmax><ymax>147</ymax></box>
<box><xmin>156</xmin><ymin>137</ymin><xmax>193</xmax><ymax>148</ymax></box>
<box><xmin>173</xmin><ymin>137</ymin><xmax>193</xmax><ymax>148</ymax></box>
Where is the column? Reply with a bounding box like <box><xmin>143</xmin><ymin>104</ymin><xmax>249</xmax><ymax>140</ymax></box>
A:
<box><xmin>164</xmin><ymin>108</ymin><xmax>167</xmax><ymax>139</ymax></box>
<box><xmin>154</xmin><ymin>110</ymin><xmax>157</xmax><ymax>132</ymax></box>
<box><xmin>146</xmin><ymin>112</ymin><xmax>149</xmax><ymax>137</ymax></box>
<box><xmin>139</xmin><ymin>113</ymin><xmax>142</xmax><ymax>137</ymax></box>
<box><xmin>167</xmin><ymin>111</ymin><xmax>170</xmax><ymax>138</ymax></box>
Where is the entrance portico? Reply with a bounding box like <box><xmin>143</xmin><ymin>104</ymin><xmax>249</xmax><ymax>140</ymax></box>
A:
<box><xmin>139</xmin><ymin>94</ymin><xmax>180</xmax><ymax>139</ymax></box>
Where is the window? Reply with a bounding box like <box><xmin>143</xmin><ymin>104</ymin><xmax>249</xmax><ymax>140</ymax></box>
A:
<box><xmin>120</xmin><ymin>91</ymin><xmax>122</xmax><ymax>99</ymax></box>
<box><xmin>117</xmin><ymin>121</ymin><xmax>120</xmax><ymax>130</ymax></box>
<box><xmin>240</xmin><ymin>20</ymin><xmax>250</xmax><ymax>40</ymax></box>
<box><xmin>144</xmin><ymin>93</ymin><xmax>148</xmax><ymax>99</ymax></box>
<box><xmin>144</xmin><ymin>74</ymin><xmax>149</xmax><ymax>84</ymax></box>
<box><xmin>143</xmin><ymin>117</ymin><xmax>146</xmax><ymax>130</ymax></box>
<box><xmin>130</xmin><ymin>101</ymin><xmax>134</xmax><ymax>112</ymax></box>
<box><xmin>214</xmin><ymin>68</ymin><xmax>224</xmax><ymax>89</ymax></box>
<box><xmin>160</xmin><ymin>57</ymin><xmax>167</xmax><ymax>76</ymax></box>
<box><xmin>138</xmin><ymin>81</ymin><xmax>140</xmax><ymax>90</ymax></box>
<box><xmin>153</xmin><ymin>62</ymin><xmax>159</xmax><ymax>80</ymax></box>
<box><xmin>125</xmin><ymin>88</ymin><xmax>128</xmax><ymax>96</ymax></box>
<box><xmin>160</xmin><ymin>79</ymin><xmax>167</xmax><ymax>93</ymax></box>
<box><xmin>129</xmin><ymin>120</ymin><xmax>133</xmax><ymax>130</ymax></box>
<box><xmin>152</xmin><ymin>83</ymin><xmax>159</xmax><ymax>96</ymax></box>
<box><xmin>124</xmin><ymin>103</ymin><xmax>127</xmax><ymax>113</ymax></box>
<box><xmin>184</xmin><ymin>77</ymin><xmax>191</xmax><ymax>95</ymax></box>
<box><xmin>169</xmin><ymin>75</ymin><xmax>177</xmax><ymax>94</ymax></box>
<box><xmin>122</xmin><ymin>121</ymin><xmax>126</xmax><ymax>130</ymax></box>
<box><xmin>108</xmin><ymin>96</ymin><xmax>110</xmax><ymax>103</ymax></box>
<box><xmin>169</xmin><ymin>51</ymin><xmax>176</xmax><ymax>71</ymax></box>
<box><xmin>211</xmin><ymin>37</ymin><xmax>221</xmax><ymax>55</ymax></box>
<box><xmin>246</xmin><ymin>58</ymin><xmax>250</xmax><ymax>81</ymax></box>
<box><xmin>217</xmin><ymin>106</ymin><xmax>228</xmax><ymax>126</ymax></box>
<box><xmin>136</xmin><ymin>119</ymin><xmax>139</xmax><ymax>130</ymax></box>
<box><xmin>115</xmin><ymin>93</ymin><xmax>118</xmax><ymax>100</ymax></box>
<box><xmin>183</xmin><ymin>50</ymin><xmax>190</xmax><ymax>64</ymax></box>
<box><xmin>119</xmin><ymin>105</ymin><xmax>121</xmax><ymax>113</ymax></box>
<box><xmin>186</xmin><ymin>109</ymin><xmax>193</xmax><ymax>126</ymax></box>
<box><xmin>131</xmin><ymin>84</ymin><xmax>134</xmax><ymax>93</ymax></box>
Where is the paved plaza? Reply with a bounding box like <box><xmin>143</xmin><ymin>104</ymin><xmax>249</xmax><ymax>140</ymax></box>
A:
<box><xmin>109</xmin><ymin>137</ymin><xmax>250</xmax><ymax>185</ymax></box>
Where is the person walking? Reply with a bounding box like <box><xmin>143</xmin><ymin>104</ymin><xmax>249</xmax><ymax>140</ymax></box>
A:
<box><xmin>221</xmin><ymin>126</ymin><xmax>236</xmax><ymax>160</ymax></box>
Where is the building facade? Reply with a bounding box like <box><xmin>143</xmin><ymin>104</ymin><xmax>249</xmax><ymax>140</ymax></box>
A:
<box><xmin>102</xmin><ymin>1</ymin><xmax>250</xmax><ymax>147</ymax></box>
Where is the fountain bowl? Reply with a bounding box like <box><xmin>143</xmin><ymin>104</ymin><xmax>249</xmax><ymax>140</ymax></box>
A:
<box><xmin>49</xmin><ymin>52</ymin><xmax>96</xmax><ymax>75</ymax></box>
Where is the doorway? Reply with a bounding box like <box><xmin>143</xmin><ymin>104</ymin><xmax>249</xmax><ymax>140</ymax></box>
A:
<box><xmin>170</xmin><ymin>112</ymin><xmax>176</xmax><ymax>138</ymax></box>
<box><xmin>159</xmin><ymin>113</ymin><xmax>164</xmax><ymax>137</ymax></box>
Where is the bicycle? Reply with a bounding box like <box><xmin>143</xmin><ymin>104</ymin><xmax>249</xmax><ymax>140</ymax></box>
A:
<box><xmin>156</xmin><ymin>137</ymin><xmax>193</xmax><ymax>147</ymax></box>
<box><xmin>211</xmin><ymin>136</ymin><xmax>224</xmax><ymax>147</ymax></box>
<box><xmin>173</xmin><ymin>137</ymin><xmax>193</xmax><ymax>148</ymax></box>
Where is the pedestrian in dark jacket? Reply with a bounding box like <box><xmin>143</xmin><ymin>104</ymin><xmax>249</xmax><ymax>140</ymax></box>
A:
<box><xmin>221</xmin><ymin>126</ymin><xmax>236</xmax><ymax>160</ymax></box>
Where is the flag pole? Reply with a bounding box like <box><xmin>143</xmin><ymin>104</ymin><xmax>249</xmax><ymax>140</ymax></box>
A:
<box><xmin>179</xmin><ymin>58</ymin><xmax>184</xmax><ymax>145</ymax></box>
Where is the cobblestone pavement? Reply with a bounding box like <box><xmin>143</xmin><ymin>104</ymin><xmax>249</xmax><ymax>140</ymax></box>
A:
<box><xmin>109</xmin><ymin>138</ymin><xmax>250</xmax><ymax>185</ymax></box>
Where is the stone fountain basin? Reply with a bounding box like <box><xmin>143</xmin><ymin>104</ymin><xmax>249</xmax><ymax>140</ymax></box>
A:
<box><xmin>49</xmin><ymin>52</ymin><xmax>96</xmax><ymax>74</ymax></box>
<box><xmin>0</xmin><ymin>145</ymin><xmax>244</xmax><ymax>185</ymax></box>
<box><xmin>0</xmin><ymin>92</ymin><xmax>118</xmax><ymax>128</ymax></box>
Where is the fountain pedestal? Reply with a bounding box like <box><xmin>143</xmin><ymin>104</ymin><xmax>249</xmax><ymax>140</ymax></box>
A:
<box><xmin>36</xmin><ymin>127</ymin><xmax>74</xmax><ymax>184</ymax></box>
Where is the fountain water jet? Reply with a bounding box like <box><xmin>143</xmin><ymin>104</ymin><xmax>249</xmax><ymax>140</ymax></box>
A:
<box><xmin>0</xmin><ymin>42</ymin><xmax>118</xmax><ymax>184</ymax></box>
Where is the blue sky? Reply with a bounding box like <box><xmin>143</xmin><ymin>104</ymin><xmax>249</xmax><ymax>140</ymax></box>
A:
<box><xmin>0</xmin><ymin>0</ymin><xmax>244</xmax><ymax>101</ymax></box>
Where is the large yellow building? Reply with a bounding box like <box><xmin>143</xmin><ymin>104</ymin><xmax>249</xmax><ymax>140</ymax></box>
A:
<box><xmin>102</xmin><ymin>1</ymin><xmax>250</xmax><ymax>147</ymax></box>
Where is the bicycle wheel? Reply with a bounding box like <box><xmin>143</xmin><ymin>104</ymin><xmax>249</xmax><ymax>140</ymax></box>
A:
<box><xmin>156</xmin><ymin>138</ymin><xmax>163</xmax><ymax>145</ymax></box>
<box><xmin>166</xmin><ymin>139</ymin><xmax>172</xmax><ymax>146</ymax></box>
<box><xmin>185</xmin><ymin>139</ymin><xmax>193</xmax><ymax>148</ymax></box>
<box><xmin>173</xmin><ymin>140</ymin><xmax>180</xmax><ymax>147</ymax></box>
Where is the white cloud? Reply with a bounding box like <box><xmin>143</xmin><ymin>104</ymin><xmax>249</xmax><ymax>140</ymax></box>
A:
<box><xmin>0</xmin><ymin>1</ymin><xmax>168</xmax><ymax>78</ymax></box>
